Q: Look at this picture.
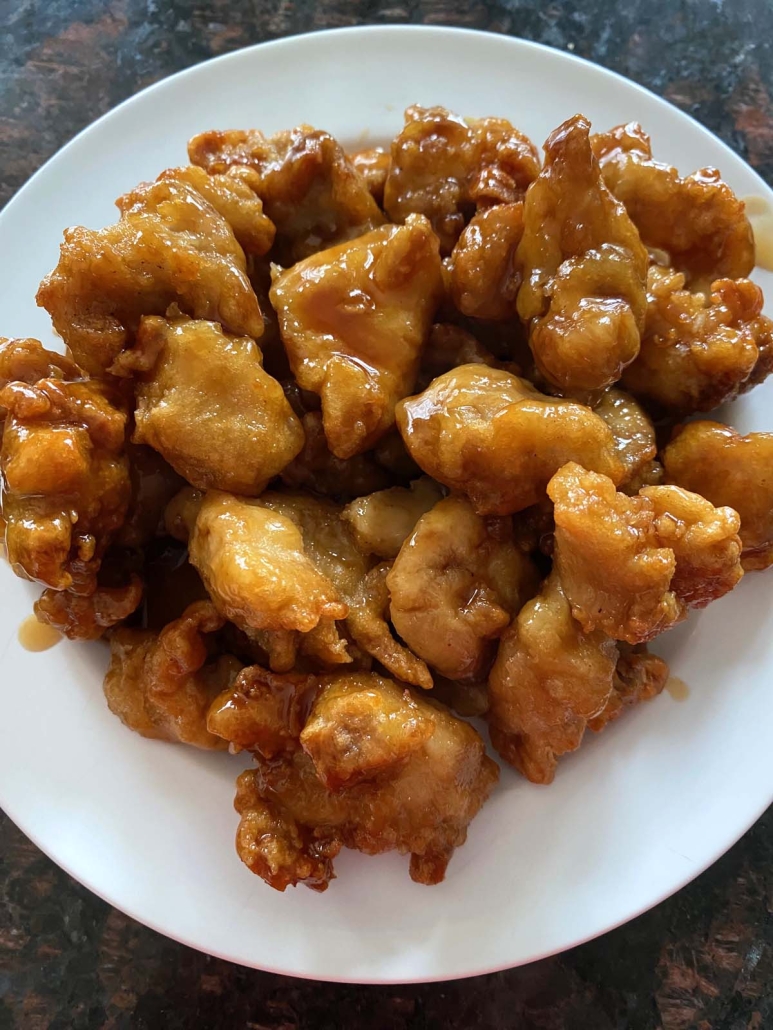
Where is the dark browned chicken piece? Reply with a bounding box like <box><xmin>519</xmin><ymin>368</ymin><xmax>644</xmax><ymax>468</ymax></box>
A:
<box><xmin>621</xmin><ymin>265</ymin><xmax>773</xmax><ymax>415</ymax></box>
<box><xmin>281</xmin><ymin>412</ymin><xmax>391</xmax><ymax>500</ymax></box>
<box><xmin>384</xmin><ymin>105</ymin><xmax>539</xmax><ymax>254</ymax></box>
<box><xmin>349</xmin><ymin>147</ymin><xmax>391</xmax><ymax>206</ymax></box>
<box><xmin>270</xmin><ymin>215</ymin><xmax>443</xmax><ymax>459</ymax></box>
<box><xmin>663</xmin><ymin>421</ymin><xmax>773</xmax><ymax>571</ymax></box>
<box><xmin>34</xmin><ymin>576</ymin><xmax>143</xmax><ymax>641</ymax></box>
<box><xmin>591</xmin><ymin>121</ymin><xmax>754</xmax><ymax>285</ymax></box>
<box><xmin>516</xmin><ymin>115</ymin><xmax>648</xmax><ymax>395</ymax></box>
<box><xmin>188</xmin><ymin>125</ymin><xmax>384</xmax><ymax>262</ymax></box>
<box><xmin>588</xmin><ymin>644</ymin><xmax>669</xmax><ymax>732</ymax></box>
<box><xmin>103</xmin><ymin>601</ymin><xmax>241</xmax><ymax>749</ymax></box>
<box><xmin>396</xmin><ymin>364</ymin><xmax>623</xmax><ymax>515</ymax></box>
<box><xmin>37</xmin><ymin>177</ymin><xmax>262</xmax><ymax>376</ymax></box>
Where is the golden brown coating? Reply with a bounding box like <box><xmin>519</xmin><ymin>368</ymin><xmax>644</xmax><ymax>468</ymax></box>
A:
<box><xmin>396</xmin><ymin>365</ymin><xmax>623</xmax><ymax>514</ymax></box>
<box><xmin>113</xmin><ymin>314</ymin><xmax>303</xmax><ymax>495</ymax></box>
<box><xmin>591</xmin><ymin>122</ymin><xmax>754</xmax><ymax>284</ymax></box>
<box><xmin>34</xmin><ymin>575</ymin><xmax>143</xmax><ymax>641</ymax></box>
<box><xmin>349</xmin><ymin>147</ymin><xmax>391</xmax><ymax>206</ymax></box>
<box><xmin>188</xmin><ymin>125</ymin><xmax>383</xmax><ymax>262</ymax></box>
<box><xmin>621</xmin><ymin>265</ymin><xmax>773</xmax><ymax>415</ymax></box>
<box><xmin>188</xmin><ymin>491</ymin><xmax>347</xmax><ymax>636</ymax></box>
<box><xmin>235</xmin><ymin>671</ymin><xmax>499</xmax><ymax>888</ymax></box>
<box><xmin>548</xmin><ymin>462</ymin><xmax>743</xmax><ymax>644</ymax></box>
<box><xmin>448</xmin><ymin>203</ymin><xmax>523</xmax><ymax>320</ymax></box>
<box><xmin>516</xmin><ymin>115</ymin><xmax>648</xmax><ymax>394</ymax></box>
<box><xmin>383</xmin><ymin>105</ymin><xmax>539</xmax><ymax>254</ymax></box>
<box><xmin>280</xmin><ymin>411</ymin><xmax>392</xmax><ymax>500</ymax></box>
<box><xmin>0</xmin><ymin>364</ymin><xmax>130</xmax><ymax>594</ymax></box>
<box><xmin>593</xmin><ymin>387</ymin><xmax>657</xmax><ymax>490</ymax></box>
<box><xmin>342</xmin><ymin>477</ymin><xmax>444</xmax><ymax>559</ymax></box>
<box><xmin>0</xmin><ymin>337</ymin><xmax>81</xmax><ymax>393</ymax></box>
<box><xmin>387</xmin><ymin>496</ymin><xmax>539</xmax><ymax>680</ymax></box>
<box><xmin>37</xmin><ymin>177</ymin><xmax>263</xmax><ymax>376</ymax></box>
<box><xmin>488</xmin><ymin>571</ymin><xmax>619</xmax><ymax>784</ymax></box>
<box><xmin>156</xmin><ymin>165</ymin><xmax>275</xmax><ymax>256</ymax></box>
<box><xmin>345</xmin><ymin>563</ymin><xmax>433</xmax><ymax>690</ymax></box>
<box><xmin>663</xmin><ymin>421</ymin><xmax>773</xmax><ymax>571</ymax></box>
<box><xmin>103</xmin><ymin>601</ymin><xmax>241</xmax><ymax>749</ymax></box>
<box><xmin>270</xmin><ymin>215</ymin><xmax>443</xmax><ymax>459</ymax></box>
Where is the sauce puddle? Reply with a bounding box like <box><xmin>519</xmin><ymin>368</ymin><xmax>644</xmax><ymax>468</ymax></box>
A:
<box><xmin>665</xmin><ymin>675</ymin><xmax>689</xmax><ymax>702</ymax></box>
<box><xmin>18</xmin><ymin>615</ymin><xmax>62</xmax><ymax>652</ymax></box>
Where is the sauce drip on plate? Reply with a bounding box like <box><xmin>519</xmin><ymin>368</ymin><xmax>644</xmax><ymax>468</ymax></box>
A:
<box><xmin>665</xmin><ymin>675</ymin><xmax>689</xmax><ymax>702</ymax></box>
<box><xmin>18</xmin><ymin>614</ymin><xmax>62</xmax><ymax>652</ymax></box>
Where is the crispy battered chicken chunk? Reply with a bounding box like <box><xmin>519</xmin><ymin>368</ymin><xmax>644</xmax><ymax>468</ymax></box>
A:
<box><xmin>34</xmin><ymin>575</ymin><xmax>142</xmax><ymax>641</ymax></box>
<box><xmin>448</xmin><ymin>203</ymin><xmax>523</xmax><ymax>320</ymax></box>
<box><xmin>349</xmin><ymin>147</ymin><xmax>391</xmax><ymax>206</ymax></box>
<box><xmin>622</xmin><ymin>265</ymin><xmax>773</xmax><ymax>415</ymax></box>
<box><xmin>548</xmin><ymin>462</ymin><xmax>743</xmax><ymax>644</ymax></box>
<box><xmin>387</xmin><ymin>496</ymin><xmax>539</xmax><ymax>680</ymax></box>
<box><xmin>0</xmin><ymin>337</ymin><xmax>81</xmax><ymax>393</ymax></box>
<box><xmin>384</xmin><ymin>105</ymin><xmax>539</xmax><ymax>253</ymax></box>
<box><xmin>396</xmin><ymin>365</ymin><xmax>623</xmax><ymax>514</ymax></box>
<box><xmin>37</xmin><ymin>177</ymin><xmax>262</xmax><ymax>376</ymax></box>
<box><xmin>232</xmin><ymin>672</ymin><xmax>499</xmax><ymax>888</ymax></box>
<box><xmin>0</xmin><ymin>353</ymin><xmax>130</xmax><ymax>593</ymax></box>
<box><xmin>516</xmin><ymin>115</ymin><xmax>648</xmax><ymax>394</ymax></box>
<box><xmin>270</xmin><ymin>215</ymin><xmax>443</xmax><ymax>459</ymax></box>
<box><xmin>663</xmin><ymin>421</ymin><xmax>773</xmax><ymax>571</ymax></box>
<box><xmin>592</xmin><ymin>122</ymin><xmax>754</xmax><ymax>284</ymax></box>
<box><xmin>103</xmin><ymin>601</ymin><xmax>241</xmax><ymax>749</ymax></box>
<box><xmin>342</xmin><ymin>477</ymin><xmax>444</xmax><ymax>559</ymax></box>
<box><xmin>188</xmin><ymin>125</ymin><xmax>383</xmax><ymax>261</ymax></box>
<box><xmin>113</xmin><ymin>314</ymin><xmax>303</xmax><ymax>495</ymax></box>
<box><xmin>593</xmin><ymin>387</ymin><xmax>658</xmax><ymax>490</ymax></box>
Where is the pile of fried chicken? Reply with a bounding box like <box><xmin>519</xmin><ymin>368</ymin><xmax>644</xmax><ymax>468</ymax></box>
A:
<box><xmin>2</xmin><ymin>106</ymin><xmax>772</xmax><ymax>891</ymax></box>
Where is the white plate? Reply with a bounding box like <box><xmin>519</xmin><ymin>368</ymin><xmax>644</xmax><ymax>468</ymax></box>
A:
<box><xmin>1</xmin><ymin>25</ymin><xmax>772</xmax><ymax>984</ymax></box>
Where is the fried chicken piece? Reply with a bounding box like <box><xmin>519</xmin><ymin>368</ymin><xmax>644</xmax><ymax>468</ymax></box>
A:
<box><xmin>103</xmin><ymin>601</ymin><xmax>241</xmax><ymax>749</ymax></box>
<box><xmin>383</xmin><ymin>105</ymin><xmax>539</xmax><ymax>254</ymax></box>
<box><xmin>270</xmin><ymin>215</ymin><xmax>443</xmax><ymax>459</ymax></box>
<box><xmin>1</xmin><ymin>360</ymin><xmax>130</xmax><ymax>593</ymax></box>
<box><xmin>621</xmin><ymin>265</ymin><xmax>773</xmax><ymax>415</ymax></box>
<box><xmin>0</xmin><ymin>337</ymin><xmax>81</xmax><ymax>392</ymax></box>
<box><xmin>281</xmin><ymin>412</ymin><xmax>391</xmax><ymax>500</ymax></box>
<box><xmin>188</xmin><ymin>125</ymin><xmax>384</xmax><ymax>262</ymax></box>
<box><xmin>593</xmin><ymin>387</ymin><xmax>657</xmax><ymax>490</ymax></box>
<box><xmin>488</xmin><ymin>571</ymin><xmax>619</xmax><ymax>784</ymax></box>
<box><xmin>349</xmin><ymin>147</ymin><xmax>391</xmax><ymax>206</ymax></box>
<box><xmin>548</xmin><ymin>462</ymin><xmax>743</xmax><ymax>644</ymax></box>
<box><xmin>342</xmin><ymin>477</ymin><xmax>444</xmax><ymax>559</ymax></box>
<box><xmin>345</xmin><ymin>563</ymin><xmax>433</xmax><ymax>690</ymax></box>
<box><xmin>117</xmin><ymin>445</ymin><xmax>185</xmax><ymax>549</ymax></box>
<box><xmin>448</xmin><ymin>203</ymin><xmax>523</xmax><ymax>320</ymax></box>
<box><xmin>588</xmin><ymin>644</ymin><xmax>669</xmax><ymax>732</ymax></box>
<box><xmin>234</xmin><ymin>672</ymin><xmax>499</xmax><ymax>888</ymax></box>
<box><xmin>396</xmin><ymin>364</ymin><xmax>623</xmax><ymax>514</ymax></box>
<box><xmin>37</xmin><ymin>177</ymin><xmax>263</xmax><ymax>376</ymax></box>
<box><xmin>663</xmin><ymin>421</ymin><xmax>773</xmax><ymax>571</ymax></box>
<box><xmin>188</xmin><ymin>491</ymin><xmax>347</xmax><ymax>636</ymax></box>
<box><xmin>516</xmin><ymin>115</ymin><xmax>648</xmax><ymax>394</ymax></box>
<box><xmin>34</xmin><ymin>575</ymin><xmax>143</xmax><ymax>641</ymax></box>
<box><xmin>386</xmin><ymin>496</ymin><xmax>538</xmax><ymax>680</ymax></box>
<box><xmin>591</xmin><ymin>121</ymin><xmax>754</xmax><ymax>284</ymax></box>
<box><xmin>113</xmin><ymin>313</ymin><xmax>303</xmax><ymax>495</ymax></box>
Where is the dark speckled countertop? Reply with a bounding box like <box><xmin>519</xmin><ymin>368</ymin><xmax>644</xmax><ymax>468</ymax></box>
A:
<box><xmin>2</xmin><ymin>2</ymin><xmax>773</xmax><ymax>1027</ymax></box>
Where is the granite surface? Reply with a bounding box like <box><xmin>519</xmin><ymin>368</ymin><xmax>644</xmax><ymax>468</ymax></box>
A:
<box><xmin>1</xmin><ymin>1</ymin><xmax>773</xmax><ymax>1026</ymax></box>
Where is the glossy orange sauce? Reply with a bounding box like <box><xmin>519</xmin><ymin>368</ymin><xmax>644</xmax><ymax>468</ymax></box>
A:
<box><xmin>665</xmin><ymin>675</ymin><xmax>689</xmax><ymax>702</ymax></box>
<box><xmin>18</xmin><ymin>615</ymin><xmax>62</xmax><ymax>652</ymax></box>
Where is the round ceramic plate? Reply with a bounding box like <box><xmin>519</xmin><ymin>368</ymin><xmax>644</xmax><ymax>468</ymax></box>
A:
<box><xmin>1</xmin><ymin>25</ymin><xmax>772</xmax><ymax>984</ymax></box>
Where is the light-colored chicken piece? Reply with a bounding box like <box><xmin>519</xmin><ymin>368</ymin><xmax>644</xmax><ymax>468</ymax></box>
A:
<box><xmin>663</xmin><ymin>421</ymin><xmax>773</xmax><ymax>571</ymax></box>
<box><xmin>396</xmin><ymin>364</ymin><xmax>623</xmax><ymax>515</ymax></box>
<box><xmin>345</xmin><ymin>563</ymin><xmax>433</xmax><ymax>690</ymax></box>
<box><xmin>270</xmin><ymin>215</ymin><xmax>443</xmax><ymax>459</ymax></box>
<box><xmin>342</xmin><ymin>477</ymin><xmax>444</xmax><ymax>559</ymax></box>
<box><xmin>188</xmin><ymin>125</ymin><xmax>384</xmax><ymax>262</ymax></box>
<box><xmin>621</xmin><ymin>265</ymin><xmax>773</xmax><ymax>415</ymax></box>
<box><xmin>448</xmin><ymin>203</ymin><xmax>523</xmax><ymax>320</ymax></box>
<box><xmin>232</xmin><ymin>671</ymin><xmax>499</xmax><ymax>889</ymax></box>
<box><xmin>103</xmin><ymin>601</ymin><xmax>241</xmax><ymax>749</ymax></box>
<box><xmin>488</xmin><ymin>571</ymin><xmax>619</xmax><ymax>784</ymax></box>
<box><xmin>36</xmin><ymin>177</ymin><xmax>262</xmax><ymax>376</ymax></box>
<box><xmin>591</xmin><ymin>121</ymin><xmax>754</xmax><ymax>284</ymax></box>
<box><xmin>34</xmin><ymin>575</ymin><xmax>142</xmax><ymax>640</ymax></box>
<box><xmin>387</xmin><ymin>496</ymin><xmax>538</xmax><ymax>680</ymax></box>
<box><xmin>112</xmin><ymin>313</ymin><xmax>303</xmax><ymax>495</ymax></box>
<box><xmin>0</xmin><ymin>353</ymin><xmax>130</xmax><ymax>594</ymax></box>
<box><xmin>516</xmin><ymin>114</ymin><xmax>648</xmax><ymax>394</ymax></box>
<box><xmin>349</xmin><ymin>147</ymin><xmax>391</xmax><ymax>206</ymax></box>
<box><xmin>593</xmin><ymin>387</ymin><xmax>657</xmax><ymax>490</ymax></box>
<box><xmin>548</xmin><ymin>462</ymin><xmax>743</xmax><ymax>644</ymax></box>
<box><xmin>383</xmin><ymin>105</ymin><xmax>539</xmax><ymax>254</ymax></box>
<box><xmin>188</xmin><ymin>491</ymin><xmax>347</xmax><ymax>635</ymax></box>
